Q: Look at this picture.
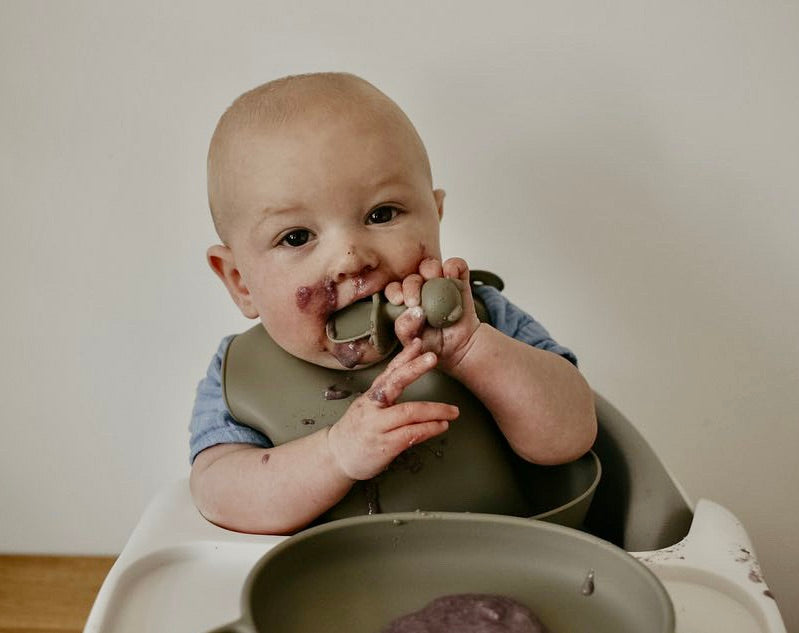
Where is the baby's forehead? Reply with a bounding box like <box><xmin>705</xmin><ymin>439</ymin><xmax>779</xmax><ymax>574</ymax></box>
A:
<box><xmin>231</xmin><ymin>85</ymin><xmax>409</xmax><ymax>146</ymax></box>
<box><xmin>216</xmin><ymin>87</ymin><xmax>429</xmax><ymax>186</ymax></box>
<box><xmin>208</xmin><ymin>74</ymin><xmax>431</xmax><ymax>241</ymax></box>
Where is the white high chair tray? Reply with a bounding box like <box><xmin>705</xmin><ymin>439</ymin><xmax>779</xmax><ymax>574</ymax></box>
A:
<box><xmin>83</xmin><ymin>479</ymin><xmax>786</xmax><ymax>633</ymax></box>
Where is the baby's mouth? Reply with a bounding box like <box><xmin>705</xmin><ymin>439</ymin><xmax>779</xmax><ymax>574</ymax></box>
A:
<box><xmin>325</xmin><ymin>278</ymin><xmax>465</xmax><ymax>361</ymax></box>
<box><xmin>325</xmin><ymin>296</ymin><xmax>374</xmax><ymax>341</ymax></box>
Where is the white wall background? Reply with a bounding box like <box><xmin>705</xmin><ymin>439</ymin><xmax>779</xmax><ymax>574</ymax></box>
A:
<box><xmin>2</xmin><ymin>0</ymin><xmax>797</xmax><ymax>627</ymax></box>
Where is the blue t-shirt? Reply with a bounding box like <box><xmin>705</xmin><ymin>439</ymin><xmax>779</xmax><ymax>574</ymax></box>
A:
<box><xmin>188</xmin><ymin>285</ymin><xmax>576</xmax><ymax>463</ymax></box>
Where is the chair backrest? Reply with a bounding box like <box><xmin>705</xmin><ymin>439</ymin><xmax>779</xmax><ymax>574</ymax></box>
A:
<box><xmin>583</xmin><ymin>393</ymin><xmax>694</xmax><ymax>551</ymax></box>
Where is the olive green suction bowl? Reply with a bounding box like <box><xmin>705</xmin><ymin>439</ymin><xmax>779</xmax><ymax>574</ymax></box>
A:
<box><xmin>524</xmin><ymin>449</ymin><xmax>601</xmax><ymax>528</ymax></box>
<box><xmin>209</xmin><ymin>511</ymin><xmax>673</xmax><ymax>633</ymax></box>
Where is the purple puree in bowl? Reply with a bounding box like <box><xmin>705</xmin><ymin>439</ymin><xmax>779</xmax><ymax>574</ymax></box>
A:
<box><xmin>382</xmin><ymin>594</ymin><xmax>549</xmax><ymax>633</ymax></box>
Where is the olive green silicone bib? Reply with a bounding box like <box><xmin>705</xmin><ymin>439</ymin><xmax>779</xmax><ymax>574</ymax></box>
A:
<box><xmin>222</xmin><ymin>323</ymin><xmax>535</xmax><ymax>522</ymax></box>
<box><xmin>221</xmin><ymin>276</ymin><xmax>599</xmax><ymax>526</ymax></box>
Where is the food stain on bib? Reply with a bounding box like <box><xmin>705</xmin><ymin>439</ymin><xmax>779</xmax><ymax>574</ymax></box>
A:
<box><xmin>324</xmin><ymin>385</ymin><xmax>352</xmax><ymax>400</ymax></box>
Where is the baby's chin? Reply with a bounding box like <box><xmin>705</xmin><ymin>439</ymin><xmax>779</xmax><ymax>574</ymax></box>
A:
<box><xmin>267</xmin><ymin>323</ymin><xmax>394</xmax><ymax>370</ymax></box>
<box><xmin>324</xmin><ymin>337</ymin><xmax>393</xmax><ymax>370</ymax></box>
<box><xmin>279</xmin><ymin>337</ymin><xmax>393</xmax><ymax>370</ymax></box>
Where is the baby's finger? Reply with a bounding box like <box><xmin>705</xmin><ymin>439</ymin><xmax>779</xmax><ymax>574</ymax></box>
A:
<box><xmin>384</xmin><ymin>281</ymin><xmax>404</xmax><ymax>306</ymax></box>
<box><xmin>440</xmin><ymin>258</ymin><xmax>474</xmax><ymax>317</ymax></box>
<box><xmin>369</xmin><ymin>349</ymin><xmax>438</xmax><ymax>405</ymax></box>
<box><xmin>442</xmin><ymin>257</ymin><xmax>470</xmax><ymax>283</ymax></box>
<box><xmin>394</xmin><ymin>305</ymin><xmax>426</xmax><ymax>345</ymax></box>
<box><xmin>401</xmin><ymin>274</ymin><xmax>424</xmax><ymax>307</ymax></box>
<box><xmin>384</xmin><ymin>337</ymin><xmax>423</xmax><ymax>373</ymax></box>
<box><xmin>389</xmin><ymin>419</ymin><xmax>452</xmax><ymax>450</ymax></box>
<box><xmin>382</xmin><ymin>401</ymin><xmax>459</xmax><ymax>432</ymax></box>
<box><xmin>419</xmin><ymin>257</ymin><xmax>444</xmax><ymax>280</ymax></box>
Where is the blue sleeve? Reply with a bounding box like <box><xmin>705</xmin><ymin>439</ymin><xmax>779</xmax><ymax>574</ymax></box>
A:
<box><xmin>188</xmin><ymin>336</ymin><xmax>273</xmax><ymax>464</ymax></box>
<box><xmin>473</xmin><ymin>285</ymin><xmax>578</xmax><ymax>366</ymax></box>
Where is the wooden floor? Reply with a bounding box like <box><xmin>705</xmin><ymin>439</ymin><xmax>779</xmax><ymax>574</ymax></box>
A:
<box><xmin>0</xmin><ymin>555</ymin><xmax>116</xmax><ymax>633</ymax></box>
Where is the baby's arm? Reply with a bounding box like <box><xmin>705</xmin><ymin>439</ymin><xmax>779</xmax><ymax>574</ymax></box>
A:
<box><xmin>190</xmin><ymin>339</ymin><xmax>458</xmax><ymax>534</ymax></box>
<box><xmin>387</xmin><ymin>258</ymin><xmax>596</xmax><ymax>465</ymax></box>
<box><xmin>448</xmin><ymin>322</ymin><xmax>596</xmax><ymax>464</ymax></box>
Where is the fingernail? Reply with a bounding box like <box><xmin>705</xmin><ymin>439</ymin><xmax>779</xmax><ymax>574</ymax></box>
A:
<box><xmin>408</xmin><ymin>306</ymin><xmax>424</xmax><ymax>319</ymax></box>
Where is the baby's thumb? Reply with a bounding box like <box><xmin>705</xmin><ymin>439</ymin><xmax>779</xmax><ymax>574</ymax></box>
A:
<box><xmin>394</xmin><ymin>305</ymin><xmax>426</xmax><ymax>345</ymax></box>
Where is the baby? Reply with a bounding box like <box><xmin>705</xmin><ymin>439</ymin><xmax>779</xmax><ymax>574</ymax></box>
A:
<box><xmin>189</xmin><ymin>72</ymin><xmax>597</xmax><ymax>534</ymax></box>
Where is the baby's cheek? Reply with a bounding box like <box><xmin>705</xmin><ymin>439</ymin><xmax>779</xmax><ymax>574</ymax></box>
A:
<box><xmin>391</xmin><ymin>249</ymin><xmax>430</xmax><ymax>283</ymax></box>
<box><xmin>265</xmin><ymin>314</ymin><xmax>328</xmax><ymax>361</ymax></box>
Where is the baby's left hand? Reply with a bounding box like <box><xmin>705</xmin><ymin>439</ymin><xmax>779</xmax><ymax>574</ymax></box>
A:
<box><xmin>384</xmin><ymin>257</ymin><xmax>481</xmax><ymax>372</ymax></box>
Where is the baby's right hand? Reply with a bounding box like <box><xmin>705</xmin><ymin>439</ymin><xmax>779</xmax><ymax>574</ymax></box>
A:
<box><xmin>326</xmin><ymin>338</ymin><xmax>458</xmax><ymax>481</ymax></box>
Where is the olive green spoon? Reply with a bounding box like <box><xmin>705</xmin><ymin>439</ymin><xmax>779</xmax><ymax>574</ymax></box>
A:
<box><xmin>326</xmin><ymin>278</ymin><xmax>463</xmax><ymax>354</ymax></box>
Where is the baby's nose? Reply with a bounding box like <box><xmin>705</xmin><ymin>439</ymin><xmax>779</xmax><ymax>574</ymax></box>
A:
<box><xmin>333</xmin><ymin>244</ymin><xmax>379</xmax><ymax>281</ymax></box>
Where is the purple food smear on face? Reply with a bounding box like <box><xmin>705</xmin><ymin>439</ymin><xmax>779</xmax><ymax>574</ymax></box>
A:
<box><xmin>354</xmin><ymin>275</ymin><xmax>368</xmax><ymax>294</ymax></box>
<box><xmin>295</xmin><ymin>286</ymin><xmax>312</xmax><ymax>310</ymax></box>
<box><xmin>324</xmin><ymin>279</ymin><xmax>336</xmax><ymax>309</ymax></box>
<box><xmin>295</xmin><ymin>278</ymin><xmax>338</xmax><ymax>318</ymax></box>
<box><xmin>331</xmin><ymin>339</ymin><xmax>369</xmax><ymax>368</ymax></box>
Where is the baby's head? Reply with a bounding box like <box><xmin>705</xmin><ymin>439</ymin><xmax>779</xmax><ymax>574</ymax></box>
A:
<box><xmin>206</xmin><ymin>72</ymin><xmax>445</xmax><ymax>369</ymax></box>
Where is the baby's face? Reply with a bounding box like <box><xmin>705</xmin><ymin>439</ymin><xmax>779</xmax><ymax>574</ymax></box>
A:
<box><xmin>217</xmin><ymin>108</ymin><xmax>444</xmax><ymax>369</ymax></box>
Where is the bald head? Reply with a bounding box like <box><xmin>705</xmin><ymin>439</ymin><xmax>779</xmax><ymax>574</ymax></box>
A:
<box><xmin>207</xmin><ymin>72</ymin><xmax>432</xmax><ymax>244</ymax></box>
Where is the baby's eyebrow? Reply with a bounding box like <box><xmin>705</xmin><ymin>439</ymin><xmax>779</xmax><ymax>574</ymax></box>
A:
<box><xmin>253</xmin><ymin>204</ymin><xmax>305</xmax><ymax>229</ymax></box>
<box><xmin>368</xmin><ymin>170</ymin><xmax>410</xmax><ymax>191</ymax></box>
<box><xmin>259</xmin><ymin>203</ymin><xmax>305</xmax><ymax>217</ymax></box>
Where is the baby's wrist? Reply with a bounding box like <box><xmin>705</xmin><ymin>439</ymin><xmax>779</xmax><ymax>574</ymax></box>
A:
<box><xmin>440</xmin><ymin>322</ymin><xmax>488</xmax><ymax>378</ymax></box>
<box><xmin>322</xmin><ymin>426</ymin><xmax>359</xmax><ymax>484</ymax></box>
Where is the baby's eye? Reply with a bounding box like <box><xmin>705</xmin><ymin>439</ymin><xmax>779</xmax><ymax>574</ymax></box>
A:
<box><xmin>366</xmin><ymin>205</ymin><xmax>400</xmax><ymax>225</ymax></box>
<box><xmin>280</xmin><ymin>229</ymin><xmax>311</xmax><ymax>247</ymax></box>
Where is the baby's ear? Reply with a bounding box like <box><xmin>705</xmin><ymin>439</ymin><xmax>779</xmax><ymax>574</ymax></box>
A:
<box><xmin>206</xmin><ymin>245</ymin><xmax>259</xmax><ymax>319</ymax></box>
<box><xmin>434</xmin><ymin>189</ymin><xmax>446</xmax><ymax>221</ymax></box>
